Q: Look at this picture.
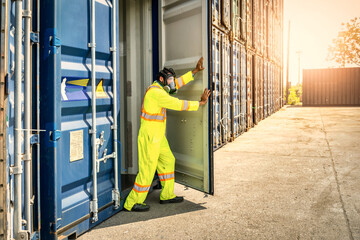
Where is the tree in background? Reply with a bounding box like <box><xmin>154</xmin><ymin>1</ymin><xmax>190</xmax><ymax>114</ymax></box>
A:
<box><xmin>328</xmin><ymin>17</ymin><xmax>360</xmax><ymax>67</ymax></box>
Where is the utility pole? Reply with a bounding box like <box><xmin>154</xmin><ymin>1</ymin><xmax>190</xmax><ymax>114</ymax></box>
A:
<box><xmin>296</xmin><ymin>50</ymin><xmax>302</xmax><ymax>86</ymax></box>
<box><xmin>286</xmin><ymin>21</ymin><xmax>290</xmax><ymax>105</ymax></box>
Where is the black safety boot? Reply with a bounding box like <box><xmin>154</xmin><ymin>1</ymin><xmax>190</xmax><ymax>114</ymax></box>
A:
<box><xmin>130</xmin><ymin>203</ymin><xmax>150</xmax><ymax>212</ymax></box>
<box><xmin>159</xmin><ymin>196</ymin><xmax>184</xmax><ymax>204</ymax></box>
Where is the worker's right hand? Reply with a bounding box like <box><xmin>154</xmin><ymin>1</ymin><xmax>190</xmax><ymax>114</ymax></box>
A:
<box><xmin>199</xmin><ymin>88</ymin><xmax>211</xmax><ymax>106</ymax></box>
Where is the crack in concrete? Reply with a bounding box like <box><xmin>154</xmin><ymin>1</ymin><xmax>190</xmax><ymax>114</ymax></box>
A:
<box><xmin>319</xmin><ymin>109</ymin><xmax>354</xmax><ymax>240</ymax></box>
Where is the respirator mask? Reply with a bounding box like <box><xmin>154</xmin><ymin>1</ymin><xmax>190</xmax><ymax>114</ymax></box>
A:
<box><xmin>158</xmin><ymin>68</ymin><xmax>178</xmax><ymax>95</ymax></box>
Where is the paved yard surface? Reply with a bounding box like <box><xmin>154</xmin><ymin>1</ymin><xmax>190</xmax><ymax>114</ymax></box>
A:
<box><xmin>79</xmin><ymin>107</ymin><xmax>360</xmax><ymax>240</ymax></box>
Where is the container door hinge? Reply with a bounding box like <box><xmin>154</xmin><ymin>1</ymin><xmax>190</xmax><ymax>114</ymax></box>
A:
<box><xmin>31</xmin><ymin>231</ymin><xmax>40</xmax><ymax>240</ymax></box>
<box><xmin>30</xmin><ymin>134</ymin><xmax>39</xmax><ymax>145</ymax></box>
<box><xmin>50</xmin><ymin>218</ymin><xmax>62</xmax><ymax>232</ymax></box>
<box><xmin>30</xmin><ymin>32</ymin><xmax>39</xmax><ymax>43</ymax></box>
<box><xmin>50</xmin><ymin>130</ymin><xmax>61</xmax><ymax>141</ymax></box>
<box><xmin>112</xmin><ymin>189</ymin><xmax>120</xmax><ymax>209</ymax></box>
<box><xmin>50</xmin><ymin>36</ymin><xmax>61</xmax><ymax>47</ymax></box>
<box><xmin>16</xmin><ymin>230</ymin><xmax>30</xmax><ymax>240</ymax></box>
<box><xmin>9</xmin><ymin>165</ymin><xmax>23</xmax><ymax>175</ymax></box>
<box><xmin>90</xmin><ymin>200</ymin><xmax>98</xmax><ymax>223</ymax></box>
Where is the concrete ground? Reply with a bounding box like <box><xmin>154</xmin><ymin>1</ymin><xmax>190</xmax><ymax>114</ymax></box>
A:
<box><xmin>79</xmin><ymin>106</ymin><xmax>360</xmax><ymax>240</ymax></box>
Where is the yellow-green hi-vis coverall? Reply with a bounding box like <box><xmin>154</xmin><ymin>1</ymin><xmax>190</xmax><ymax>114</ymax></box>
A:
<box><xmin>124</xmin><ymin>71</ymin><xmax>199</xmax><ymax>211</ymax></box>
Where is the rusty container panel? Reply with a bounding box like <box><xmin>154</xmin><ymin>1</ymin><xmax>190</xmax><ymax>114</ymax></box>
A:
<box><xmin>221</xmin><ymin>32</ymin><xmax>232</xmax><ymax>143</ymax></box>
<box><xmin>222</xmin><ymin>0</ymin><xmax>231</xmax><ymax>29</ymax></box>
<box><xmin>212</xmin><ymin>0</ymin><xmax>231</xmax><ymax>30</ymax></box>
<box><xmin>246</xmin><ymin>52</ymin><xmax>254</xmax><ymax>128</ymax></box>
<box><xmin>247</xmin><ymin>0</ymin><xmax>253</xmax><ymax>48</ymax></box>
<box><xmin>259</xmin><ymin>0</ymin><xmax>265</xmax><ymax>55</ymax></box>
<box><xmin>264</xmin><ymin>1</ymin><xmax>269</xmax><ymax>58</ymax></box>
<box><xmin>212</xmin><ymin>0</ymin><xmax>222</xmax><ymax>27</ymax></box>
<box><xmin>232</xmin><ymin>0</ymin><xmax>241</xmax><ymax>41</ymax></box>
<box><xmin>263</xmin><ymin>60</ymin><xmax>268</xmax><ymax>117</ymax></box>
<box><xmin>259</xmin><ymin>57</ymin><xmax>264</xmax><ymax>120</ymax></box>
<box><xmin>212</xmin><ymin>28</ymin><xmax>223</xmax><ymax>150</ymax></box>
<box><xmin>253</xmin><ymin>0</ymin><xmax>259</xmax><ymax>51</ymax></box>
<box><xmin>240</xmin><ymin>0</ymin><xmax>247</xmax><ymax>40</ymax></box>
<box><xmin>303</xmin><ymin>68</ymin><xmax>360</xmax><ymax>106</ymax></box>
<box><xmin>252</xmin><ymin>55</ymin><xmax>259</xmax><ymax>124</ymax></box>
<box><xmin>232</xmin><ymin>41</ymin><xmax>241</xmax><ymax>137</ymax></box>
<box><xmin>240</xmin><ymin>45</ymin><xmax>247</xmax><ymax>132</ymax></box>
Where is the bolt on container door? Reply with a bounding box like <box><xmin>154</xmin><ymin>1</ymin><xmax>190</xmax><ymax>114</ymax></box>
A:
<box><xmin>212</xmin><ymin>28</ymin><xmax>223</xmax><ymax>150</ymax></box>
<box><xmin>39</xmin><ymin>0</ymin><xmax>120</xmax><ymax>238</ymax></box>
<box><xmin>159</xmin><ymin>0</ymin><xmax>214</xmax><ymax>194</ymax></box>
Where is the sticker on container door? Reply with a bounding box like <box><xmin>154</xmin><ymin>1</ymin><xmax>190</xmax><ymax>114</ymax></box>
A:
<box><xmin>96</xmin><ymin>79</ymin><xmax>108</xmax><ymax>99</ymax></box>
<box><xmin>61</xmin><ymin>77</ymin><xmax>90</xmax><ymax>101</ymax></box>
<box><xmin>70</xmin><ymin>130</ymin><xmax>84</xmax><ymax>162</ymax></box>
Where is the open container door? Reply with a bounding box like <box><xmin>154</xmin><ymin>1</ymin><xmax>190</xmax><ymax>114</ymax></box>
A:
<box><xmin>159</xmin><ymin>0</ymin><xmax>214</xmax><ymax>194</ymax></box>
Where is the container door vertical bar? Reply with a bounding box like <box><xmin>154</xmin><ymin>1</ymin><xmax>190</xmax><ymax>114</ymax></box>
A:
<box><xmin>89</xmin><ymin>0</ymin><xmax>98</xmax><ymax>223</ymax></box>
<box><xmin>111</xmin><ymin>0</ymin><xmax>120</xmax><ymax>208</ymax></box>
<box><xmin>14</xmin><ymin>0</ymin><xmax>25</xmax><ymax>238</ymax></box>
<box><xmin>23</xmin><ymin>0</ymin><xmax>32</xmax><ymax>232</ymax></box>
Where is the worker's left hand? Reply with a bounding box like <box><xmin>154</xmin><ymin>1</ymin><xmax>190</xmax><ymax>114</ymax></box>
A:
<box><xmin>192</xmin><ymin>57</ymin><xmax>205</xmax><ymax>75</ymax></box>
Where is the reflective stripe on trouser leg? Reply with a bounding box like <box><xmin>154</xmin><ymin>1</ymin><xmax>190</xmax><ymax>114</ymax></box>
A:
<box><xmin>124</xmin><ymin>132</ymin><xmax>161</xmax><ymax>211</ymax></box>
<box><xmin>157</xmin><ymin>136</ymin><xmax>177</xmax><ymax>201</ymax></box>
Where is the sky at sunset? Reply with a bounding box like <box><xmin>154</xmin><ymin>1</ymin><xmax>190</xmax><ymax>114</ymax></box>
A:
<box><xmin>283</xmin><ymin>0</ymin><xmax>360</xmax><ymax>84</ymax></box>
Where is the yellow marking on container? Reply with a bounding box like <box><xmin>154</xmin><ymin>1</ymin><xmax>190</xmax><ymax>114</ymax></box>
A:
<box><xmin>67</xmin><ymin>78</ymin><xmax>89</xmax><ymax>87</ymax></box>
<box><xmin>96</xmin><ymin>79</ymin><xmax>108</xmax><ymax>98</ymax></box>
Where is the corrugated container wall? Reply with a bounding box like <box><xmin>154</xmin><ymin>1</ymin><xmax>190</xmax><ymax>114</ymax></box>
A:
<box><xmin>210</xmin><ymin>0</ymin><xmax>283</xmax><ymax>147</ymax></box>
<box><xmin>303</xmin><ymin>68</ymin><xmax>360</xmax><ymax>106</ymax></box>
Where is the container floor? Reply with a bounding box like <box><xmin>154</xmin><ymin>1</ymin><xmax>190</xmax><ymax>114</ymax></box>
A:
<box><xmin>79</xmin><ymin>106</ymin><xmax>360</xmax><ymax>240</ymax></box>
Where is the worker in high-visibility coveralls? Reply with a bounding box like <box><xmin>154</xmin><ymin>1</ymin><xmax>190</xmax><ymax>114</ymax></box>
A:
<box><xmin>124</xmin><ymin>57</ymin><xmax>211</xmax><ymax>212</ymax></box>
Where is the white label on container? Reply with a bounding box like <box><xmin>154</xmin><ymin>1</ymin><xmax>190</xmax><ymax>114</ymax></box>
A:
<box><xmin>70</xmin><ymin>130</ymin><xmax>84</xmax><ymax>162</ymax></box>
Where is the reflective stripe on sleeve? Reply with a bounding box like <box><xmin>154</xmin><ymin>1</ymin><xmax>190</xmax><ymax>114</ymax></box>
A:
<box><xmin>181</xmin><ymin>100</ymin><xmax>189</xmax><ymax>111</ymax></box>
<box><xmin>133</xmin><ymin>182</ymin><xmax>151</xmax><ymax>193</ymax></box>
<box><xmin>175</xmin><ymin>76</ymin><xmax>185</xmax><ymax>88</ymax></box>
<box><xmin>158</xmin><ymin>172</ymin><xmax>175</xmax><ymax>181</ymax></box>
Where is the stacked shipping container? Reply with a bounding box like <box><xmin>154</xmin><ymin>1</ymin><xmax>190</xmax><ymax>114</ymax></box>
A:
<box><xmin>212</xmin><ymin>0</ymin><xmax>284</xmax><ymax>150</ymax></box>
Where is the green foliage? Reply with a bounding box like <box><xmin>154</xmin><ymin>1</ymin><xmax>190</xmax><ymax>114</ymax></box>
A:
<box><xmin>328</xmin><ymin>17</ymin><xmax>360</xmax><ymax>67</ymax></box>
<box><xmin>286</xmin><ymin>84</ymin><xmax>302</xmax><ymax>105</ymax></box>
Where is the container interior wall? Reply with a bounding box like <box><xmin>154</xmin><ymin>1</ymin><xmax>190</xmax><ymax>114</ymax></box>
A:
<box><xmin>119</xmin><ymin>0</ymin><xmax>153</xmax><ymax>176</ymax></box>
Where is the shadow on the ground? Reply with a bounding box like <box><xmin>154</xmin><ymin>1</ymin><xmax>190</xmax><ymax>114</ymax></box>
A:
<box><xmin>91</xmin><ymin>189</ymin><xmax>207</xmax><ymax>229</ymax></box>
